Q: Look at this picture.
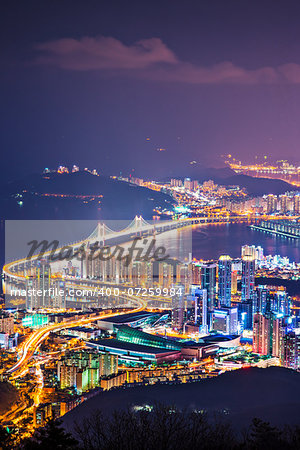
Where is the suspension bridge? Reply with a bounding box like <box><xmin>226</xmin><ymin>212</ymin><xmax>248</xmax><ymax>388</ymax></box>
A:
<box><xmin>3</xmin><ymin>214</ymin><xmax>251</xmax><ymax>281</ymax></box>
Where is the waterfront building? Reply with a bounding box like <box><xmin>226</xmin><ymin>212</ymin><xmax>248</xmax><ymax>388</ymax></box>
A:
<box><xmin>279</xmin><ymin>195</ymin><xmax>289</xmax><ymax>214</ymax></box>
<box><xmin>170</xmin><ymin>178</ymin><xmax>183</xmax><ymax>187</ymax></box>
<box><xmin>241</xmin><ymin>245</ymin><xmax>263</xmax><ymax>261</ymax></box>
<box><xmin>293</xmin><ymin>195</ymin><xmax>300</xmax><ymax>215</ymax></box>
<box><xmin>266</xmin><ymin>194</ymin><xmax>277</xmax><ymax>213</ymax></box>
<box><xmin>184</xmin><ymin>178</ymin><xmax>193</xmax><ymax>190</ymax></box>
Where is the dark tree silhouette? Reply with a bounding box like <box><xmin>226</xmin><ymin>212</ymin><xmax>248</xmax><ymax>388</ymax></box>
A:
<box><xmin>20</xmin><ymin>419</ymin><xmax>78</xmax><ymax>449</ymax></box>
<box><xmin>14</xmin><ymin>406</ymin><xmax>300</xmax><ymax>450</ymax></box>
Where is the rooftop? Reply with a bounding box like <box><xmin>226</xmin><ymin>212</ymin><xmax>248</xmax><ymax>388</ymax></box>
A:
<box><xmin>89</xmin><ymin>338</ymin><xmax>181</xmax><ymax>355</ymax></box>
<box><xmin>100</xmin><ymin>311</ymin><xmax>160</xmax><ymax>324</ymax></box>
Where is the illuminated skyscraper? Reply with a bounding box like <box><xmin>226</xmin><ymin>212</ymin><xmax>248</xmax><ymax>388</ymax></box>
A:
<box><xmin>231</xmin><ymin>270</ymin><xmax>238</xmax><ymax>294</ymax></box>
<box><xmin>253</xmin><ymin>285</ymin><xmax>268</xmax><ymax>314</ymax></box>
<box><xmin>218</xmin><ymin>256</ymin><xmax>232</xmax><ymax>307</ymax></box>
<box><xmin>184</xmin><ymin>178</ymin><xmax>193</xmax><ymax>190</ymax></box>
<box><xmin>279</xmin><ymin>195</ymin><xmax>289</xmax><ymax>214</ymax></box>
<box><xmin>201</xmin><ymin>263</ymin><xmax>217</xmax><ymax>310</ymax></box>
<box><xmin>268</xmin><ymin>288</ymin><xmax>290</xmax><ymax>316</ymax></box>
<box><xmin>144</xmin><ymin>262</ymin><xmax>153</xmax><ymax>288</ymax></box>
<box><xmin>238</xmin><ymin>299</ymin><xmax>253</xmax><ymax>330</ymax></box>
<box><xmin>293</xmin><ymin>195</ymin><xmax>300</xmax><ymax>215</ymax></box>
<box><xmin>176</xmin><ymin>264</ymin><xmax>191</xmax><ymax>293</ymax></box>
<box><xmin>272</xmin><ymin>317</ymin><xmax>285</xmax><ymax>358</ymax></box>
<box><xmin>171</xmin><ymin>284</ymin><xmax>185</xmax><ymax>330</ymax></box>
<box><xmin>26</xmin><ymin>260</ymin><xmax>51</xmax><ymax>309</ymax></box>
<box><xmin>191</xmin><ymin>263</ymin><xmax>202</xmax><ymax>285</ymax></box>
<box><xmin>170</xmin><ymin>178</ymin><xmax>182</xmax><ymax>187</ymax></box>
<box><xmin>159</xmin><ymin>263</ymin><xmax>173</xmax><ymax>288</ymax></box>
<box><xmin>241</xmin><ymin>255</ymin><xmax>255</xmax><ymax>301</ymax></box>
<box><xmin>281</xmin><ymin>332</ymin><xmax>300</xmax><ymax>370</ymax></box>
<box><xmin>194</xmin><ymin>288</ymin><xmax>208</xmax><ymax>333</ymax></box>
<box><xmin>253</xmin><ymin>313</ymin><xmax>271</xmax><ymax>355</ymax></box>
<box><xmin>131</xmin><ymin>261</ymin><xmax>144</xmax><ymax>286</ymax></box>
<box><xmin>266</xmin><ymin>194</ymin><xmax>277</xmax><ymax>214</ymax></box>
<box><xmin>253</xmin><ymin>312</ymin><xmax>285</xmax><ymax>356</ymax></box>
<box><xmin>253</xmin><ymin>285</ymin><xmax>290</xmax><ymax>317</ymax></box>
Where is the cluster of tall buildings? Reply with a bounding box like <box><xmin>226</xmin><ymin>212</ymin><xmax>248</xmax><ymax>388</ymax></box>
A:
<box><xmin>57</xmin><ymin>350</ymin><xmax>118</xmax><ymax>393</ymax></box>
<box><xmin>170</xmin><ymin>178</ymin><xmax>219</xmax><ymax>193</ymax></box>
<box><xmin>266</xmin><ymin>193</ymin><xmax>300</xmax><ymax>214</ymax></box>
<box><xmin>251</xmin><ymin>284</ymin><xmax>300</xmax><ymax>369</ymax></box>
<box><xmin>171</xmin><ymin>244</ymin><xmax>299</xmax><ymax>367</ymax></box>
<box><xmin>218</xmin><ymin>192</ymin><xmax>300</xmax><ymax>215</ymax></box>
<box><xmin>25</xmin><ymin>260</ymin><xmax>66</xmax><ymax>309</ymax></box>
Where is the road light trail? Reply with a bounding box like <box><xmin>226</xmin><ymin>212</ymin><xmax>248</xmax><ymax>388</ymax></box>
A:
<box><xmin>7</xmin><ymin>295</ymin><xmax>147</xmax><ymax>374</ymax></box>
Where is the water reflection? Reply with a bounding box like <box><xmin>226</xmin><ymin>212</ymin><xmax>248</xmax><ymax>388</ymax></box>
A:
<box><xmin>191</xmin><ymin>223</ymin><xmax>300</xmax><ymax>262</ymax></box>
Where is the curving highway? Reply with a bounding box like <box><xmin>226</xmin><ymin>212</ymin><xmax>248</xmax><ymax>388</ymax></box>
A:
<box><xmin>7</xmin><ymin>295</ymin><xmax>147</xmax><ymax>374</ymax></box>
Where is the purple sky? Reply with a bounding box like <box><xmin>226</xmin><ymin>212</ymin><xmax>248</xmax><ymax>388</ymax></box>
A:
<box><xmin>2</xmin><ymin>0</ymin><xmax>300</xmax><ymax>181</ymax></box>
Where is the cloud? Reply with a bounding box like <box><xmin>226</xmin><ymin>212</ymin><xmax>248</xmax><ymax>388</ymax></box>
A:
<box><xmin>34</xmin><ymin>36</ymin><xmax>300</xmax><ymax>84</ymax></box>
<box><xmin>35</xmin><ymin>36</ymin><xmax>178</xmax><ymax>70</ymax></box>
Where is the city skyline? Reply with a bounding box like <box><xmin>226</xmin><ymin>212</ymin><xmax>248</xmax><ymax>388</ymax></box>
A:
<box><xmin>2</xmin><ymin>1</ymin><xmax>300</xmax><ymax>447</ymax></box>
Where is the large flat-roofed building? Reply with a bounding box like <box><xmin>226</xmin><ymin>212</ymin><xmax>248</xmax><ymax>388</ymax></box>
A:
<box><xmin>87</xmin><ymin>339</ymin><xmax>181</xmax><ymax>364</ymax></box>
<box><xmin>97</xmin><ymin>311</ymin><xmax>161</xmax><ymax>332</ymax></box>
<box><xmin>116</xmin><ymin>325</ymin><xmax>183</xmax><ymax>351</ymax></box>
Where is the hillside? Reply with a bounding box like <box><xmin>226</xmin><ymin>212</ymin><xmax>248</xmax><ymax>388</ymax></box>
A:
<box><xmin>159</xmin><ymin>165</ymin><xmax>296</xmax><ymax>195</ymax></box>
<box><xmin>62</xmin><ymin>367</ymin><xmax>300</xmax><ymax>431</ymax></box>
<box><xmin>0</xmin><ymin>171</ymin><xmax>175</xmax><ymax>220</ymax></box>
<box><xmin>0</xmin><ymin>382</ymin><xmax>19</xmax><ymax>415</ymax></box>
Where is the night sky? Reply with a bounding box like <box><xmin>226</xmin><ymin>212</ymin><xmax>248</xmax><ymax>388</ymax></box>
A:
<box><xmin>2</xmin><ymin>0</ymin><xmax>300</xmax><ymax>181</ymax></box>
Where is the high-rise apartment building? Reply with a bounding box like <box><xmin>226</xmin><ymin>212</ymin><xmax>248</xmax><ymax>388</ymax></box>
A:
<box><xmin>194</xmin><ymin>288</ymin><xmax>208</xmax><ymax>333</ymax></box>
<box><xmin>218</xmin><ymin>256</ymin><xmax>232</xmax><ymax>307</ymax></box>
<box><xmin>241</xmin><ymin>255</ymin><xmax>255</xmax><ymax>301</ymax></box>
<box><xmin>200</xmin><ymin>263</ymin><xmax>217</xmax><ymax>310</ymax></box>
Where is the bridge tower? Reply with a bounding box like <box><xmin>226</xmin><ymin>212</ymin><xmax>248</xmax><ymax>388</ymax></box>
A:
<box><xmin>134</xmin><ymin>215</ymin><xmax>143</xmax><ymax>236</ymax></box>
<box><xmin>96</xmin><ymin>223</ymin><xmax>107</xmax><ymax>246</ymax></box>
